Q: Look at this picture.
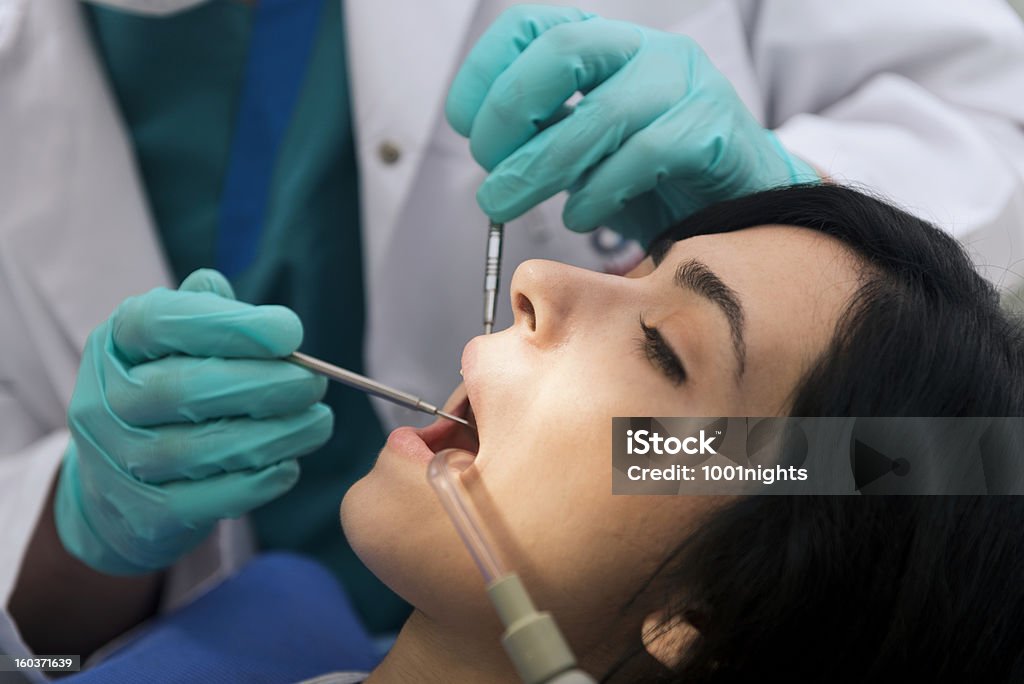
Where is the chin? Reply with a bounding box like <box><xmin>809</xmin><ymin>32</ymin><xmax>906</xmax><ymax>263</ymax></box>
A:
<box><xmin>340</xmin><ymin>460</ymin><xmax>430</xmax><ymax>608</ymax></box>
<box><xmin>339</xmin><ymin>475</ymin><xmax>395</xmax><ymax>591</ymax></box>
<box><xmin>338</xmin><ymin>398</ymin><xmax>490</xmax><ymax>623</ymax></box>
<box><xmin>338</xmin><ymin>471</ymin><xmax>368</xmax><ymax>560</ymax></box>
<box><xmin>341</xmin><ymin>463</ymin><xmax>492</xmax><ymax>625</ymax></box>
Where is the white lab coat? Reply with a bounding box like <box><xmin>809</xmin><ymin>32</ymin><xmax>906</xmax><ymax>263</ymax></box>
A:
<box><xmin>2</xmin><ymin>0</ymin><xmax>1023</xmax><ymax>670</ymax></box>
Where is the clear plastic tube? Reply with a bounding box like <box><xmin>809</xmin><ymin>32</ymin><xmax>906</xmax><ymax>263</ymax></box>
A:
<box><xmin>427</xmin><ymin>448</ymin><xmax>595</xmax><ymax>684</ymax></box>
<box><xmin>427</xmin><ymin>449</ymin><xmax>507</xmax><ymax>583</ymax></box>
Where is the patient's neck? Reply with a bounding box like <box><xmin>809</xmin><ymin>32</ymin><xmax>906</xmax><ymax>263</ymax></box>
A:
<box><xmin>365</xmin><ymin>609</ymin><xmax>515</xmax><ymax>683</ymax></box>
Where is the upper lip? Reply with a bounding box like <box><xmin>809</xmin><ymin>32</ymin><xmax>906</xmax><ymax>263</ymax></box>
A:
<box><xmin>460</xmin><ymin>337</ymin><xmax>483</xmax><ymax>421</ymax></box>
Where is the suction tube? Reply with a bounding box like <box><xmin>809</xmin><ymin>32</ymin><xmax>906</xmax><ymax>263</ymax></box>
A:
<box><xmin>428</xmin><ymin>450</ymin><xmax>597</xmax><ymax>684</ymax></box>
<box><xmin>427</xmin><ymin>449</ymin><xmax>506</xmax><ymax>583</ymax></box>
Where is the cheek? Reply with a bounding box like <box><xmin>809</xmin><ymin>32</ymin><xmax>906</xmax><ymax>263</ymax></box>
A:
<box><xmin>474</xmin><ymin>432</ymin><xmax>696</xmax><ymax>655</ymax></box>
<box><xmin>465</xmin><ymin>360</ymin><xmax>685</xmax><ymax>637</ymax></box>
<box><xmin>474</xmin><ymin>340</ymin><xmax>689</xmax><ymax>543</ymax></box>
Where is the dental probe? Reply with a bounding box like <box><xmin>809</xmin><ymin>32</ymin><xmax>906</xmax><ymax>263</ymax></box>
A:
<box><xmin>287</xmin><ymin>351</ymin><xmax>472</xmax><ymax>429</ymax></box>
<box><xmin>483</xmin><ymin>219</ymin><xmax>504</xmax><ymax>334</ymax></box>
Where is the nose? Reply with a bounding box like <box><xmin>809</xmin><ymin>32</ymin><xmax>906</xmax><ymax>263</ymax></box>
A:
<box><xmin>509</xmin><ymin>259</ymin><xmax>613</xmax><ymax>346</ymax></box>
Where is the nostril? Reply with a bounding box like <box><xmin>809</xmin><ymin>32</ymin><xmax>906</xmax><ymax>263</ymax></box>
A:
<box><xmin>516</xmin><ymin>292</ymin><xmax>536</xmax><ymax>332</ymax></box>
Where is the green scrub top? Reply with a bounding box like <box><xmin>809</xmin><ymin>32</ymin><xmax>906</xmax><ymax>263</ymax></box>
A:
<box><xmin>87</xmin><ymin>0</ymin><xmax>407</xmax><ymax>632</ymax></box>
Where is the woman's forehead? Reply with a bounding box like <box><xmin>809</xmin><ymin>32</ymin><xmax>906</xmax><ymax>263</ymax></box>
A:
<box><xmin>630</xmin><ymin>224</ymin><xmax>859</xmax><ymax>278</ymax></box>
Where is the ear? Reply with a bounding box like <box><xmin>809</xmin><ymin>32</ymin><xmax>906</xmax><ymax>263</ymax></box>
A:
<box><xmin>641</xmin><ymin>610</ymin><xmax>699</xmax><ymax>669</ymax></box>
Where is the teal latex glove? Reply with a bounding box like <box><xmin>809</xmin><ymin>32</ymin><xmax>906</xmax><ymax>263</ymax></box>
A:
<box><xmin>55</xmin><ymin>269</ymin><xmax>333</xmax><ymax>575</ymax></box>
<box><xmin>446</xmin><ymin>5</ymin><xmax>819</xmax><ymax>247</ymax></box>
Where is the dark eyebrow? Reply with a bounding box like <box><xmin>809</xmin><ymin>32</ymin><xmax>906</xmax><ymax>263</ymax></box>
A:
<box><xmin>674</xmin><ymin>258</ymin><xmax>747</xmax><ymax>379</ymax></box>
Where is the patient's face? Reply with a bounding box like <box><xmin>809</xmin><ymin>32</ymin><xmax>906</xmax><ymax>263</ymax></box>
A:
<box><xmin>342</xmin><ymin>225</ymin><xmax>864</xmax><ymax>662</ymax></box>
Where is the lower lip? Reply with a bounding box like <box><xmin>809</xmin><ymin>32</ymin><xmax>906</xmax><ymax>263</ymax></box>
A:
<box><xmin>386</xmin><ymin>426</ymin><xmax>436</xmax><ymax>464</ymax></box>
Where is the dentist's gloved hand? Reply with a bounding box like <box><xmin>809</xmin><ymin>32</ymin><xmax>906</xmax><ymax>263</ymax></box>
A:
<box><xmin>446</xmin><ymin>5</ymin><xmax>819</xmax><ymax>247</ymax></box>
<box><xmin>56</xmin><ymin>269</ymin><xmax>333</xmax><ymax>575</ymax></box>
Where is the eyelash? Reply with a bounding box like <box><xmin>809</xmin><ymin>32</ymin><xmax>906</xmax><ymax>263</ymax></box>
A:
<box><xmin>637</xmin><ymin>314</ymin><xmax>687</xmax><ymax>386</ymax></box>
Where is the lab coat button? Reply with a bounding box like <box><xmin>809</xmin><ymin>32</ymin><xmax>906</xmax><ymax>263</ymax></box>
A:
<box><xmin>378</xmin><ymin>141</ymin><xmax>401</xmax><ymax>165</ymax></box>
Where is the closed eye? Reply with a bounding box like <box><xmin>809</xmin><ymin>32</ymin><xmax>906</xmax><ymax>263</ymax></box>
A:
<box><xmin>637</xmin><ymin>314</ymin><xmax>687</xmax><ymax>386</ymax></box>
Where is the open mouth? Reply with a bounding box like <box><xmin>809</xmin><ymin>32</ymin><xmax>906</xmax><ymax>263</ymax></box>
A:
<box><xmin>419</xmin><ymin>394</ymin><xmax>480</xmax><ymax>455</ymax></box>
<box><xmin>386</xmin><ymin>390</ymin><xmax>480</xmax><ymax>464</ymax></box>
